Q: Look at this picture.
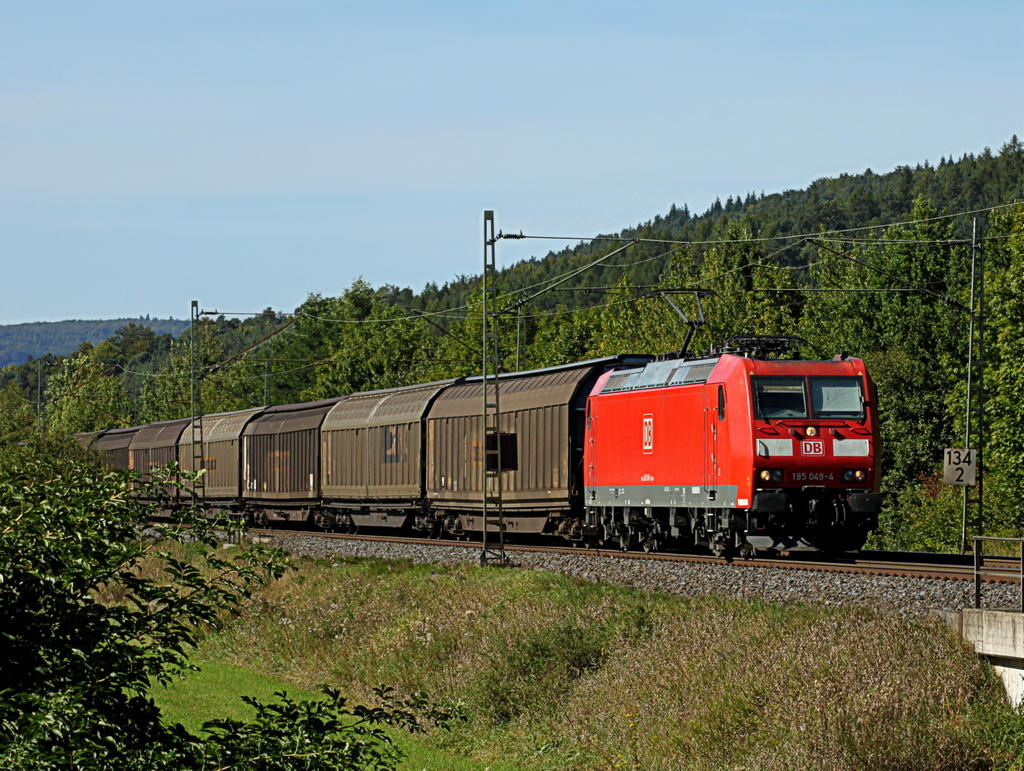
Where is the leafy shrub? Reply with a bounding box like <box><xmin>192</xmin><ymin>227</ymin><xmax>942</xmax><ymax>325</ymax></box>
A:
<box><xmin>0</xmin><ymin>445</ymin><xmax>453</xmax><ymax>770</ymax></box>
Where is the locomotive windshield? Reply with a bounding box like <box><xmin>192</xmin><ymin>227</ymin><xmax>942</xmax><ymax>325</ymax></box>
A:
<box><xmin>753</xmin><ymin>375</ymin><xmax>865</xmax><ymax>420</ymax></box>
<box><xmin>752</xmin><ymin>377</ymin><xmax>807</xmax><ymax>419</ymax></box>
<box><xmin>809</xmin><ymin>376</ymin><xmax>864</xmax><ymax>419</ymax></box>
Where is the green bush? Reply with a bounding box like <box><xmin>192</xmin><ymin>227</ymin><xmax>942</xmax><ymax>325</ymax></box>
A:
<box><xmin>0</xmin><ymin>446</ymin><xmax>455</xmax><ymax>770</ymax></box>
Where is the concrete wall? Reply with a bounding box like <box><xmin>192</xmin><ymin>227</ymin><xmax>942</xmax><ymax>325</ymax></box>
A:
<box><xmin>934</xmin><ymin>608</ymin><xmax>1024</xmax><ymax>707</ymax></box>
<box><xmin>963</xmin><ymin>609</ymin><xmax>1024</xmax><ymax>706</ymax></box>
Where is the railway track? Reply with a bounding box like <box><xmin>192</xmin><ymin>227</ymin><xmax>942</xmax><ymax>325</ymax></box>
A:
<box><xmin>250</xmin><ymin>529</ymin><xmax>1022</xmax><ymax>586</ymax></box>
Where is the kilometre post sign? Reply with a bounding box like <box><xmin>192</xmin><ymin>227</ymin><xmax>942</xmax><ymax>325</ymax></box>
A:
<box><xmin>943</xmin><ymin>448</ymin><xmax>977</xmax><ymax>486</ymax></box>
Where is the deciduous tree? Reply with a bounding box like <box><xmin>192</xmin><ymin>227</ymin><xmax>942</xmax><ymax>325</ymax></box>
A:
<box><xmin>0</xmin><ymin>443</ymin><xmax>457</xmax><ymax>770</ymax></box>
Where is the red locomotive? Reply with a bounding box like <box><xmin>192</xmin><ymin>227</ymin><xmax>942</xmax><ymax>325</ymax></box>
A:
<box><xmin>583</xmin><ymin>336</ymin><xmax>881</xmax><ymax>556</ymax></box>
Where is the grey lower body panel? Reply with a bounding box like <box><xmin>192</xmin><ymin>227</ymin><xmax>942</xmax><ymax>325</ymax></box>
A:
<box><xmin>586</xmin><ymin>485</ymin><xmax>873</xmax><ymax>554</ymax></box>
<box><xmin>589</xmin><ymin>484</ymin><xmax>741</xmax><ymax>509</ymax></box>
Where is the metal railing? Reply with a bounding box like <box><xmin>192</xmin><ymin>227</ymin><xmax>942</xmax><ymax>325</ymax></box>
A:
<box><xmin>973</xmin><ymin>536</ymin><xmax>1024</xmax><ymax>610</ymax></box>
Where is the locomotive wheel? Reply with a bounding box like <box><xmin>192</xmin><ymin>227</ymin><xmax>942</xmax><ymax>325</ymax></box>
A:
<box><xmin>641</xmin><ymin>538</ymin><xmax>659</xmax><ymax>553</ymax></box>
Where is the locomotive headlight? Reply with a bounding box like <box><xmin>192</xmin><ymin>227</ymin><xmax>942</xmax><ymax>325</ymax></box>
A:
<box><xmin>759</xmin><ymin>469</ymin><xmax>785</xmax><ymax>483</ymax></box>
<box><xmin>805</xmin><ymin>426</ymin><xmax>818</xmax><ymax>437</ymax></box>
<box><xmin>843</xmin><ymin>469</ymin><xmax>867</xmax><ymax>482</ymax></box>
<box><xmin>759</xmin><ymin>469</ymin><xmax>772</xmax><ymax>482</ymax></box>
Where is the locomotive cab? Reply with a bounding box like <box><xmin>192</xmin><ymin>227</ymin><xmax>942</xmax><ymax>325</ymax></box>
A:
<box><xmin>746</xmin><ymin>361</ymin><xmax>882</xmax><ymax>554</ymax></box>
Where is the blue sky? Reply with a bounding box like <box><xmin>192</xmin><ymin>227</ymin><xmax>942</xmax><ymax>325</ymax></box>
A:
<box><xmin>1</xmin><ymin>1</ymin><xmax>1021</xmax><ymax>324</ymax></box>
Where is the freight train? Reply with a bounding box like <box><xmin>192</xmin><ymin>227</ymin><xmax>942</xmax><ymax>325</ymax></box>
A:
<box><xmin>78</xmin><ymin>336</ymin><xmax>882</xmax><ymax>556</ymax></box>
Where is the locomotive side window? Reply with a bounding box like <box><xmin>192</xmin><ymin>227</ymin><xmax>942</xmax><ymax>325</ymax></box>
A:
<box><xmin>810</xmin><ymin>377</ymin><xmax>864</xmax><ymax>419</ymax></box>
<box><xmin>752</xmin><ymin>377</ymin><xmax>807</xmax><ymax>419</ymax></box>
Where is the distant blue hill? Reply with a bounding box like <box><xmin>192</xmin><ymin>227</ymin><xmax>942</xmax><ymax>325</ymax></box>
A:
<box><xmin>0</xmin><ymin>318</ymin><xmax>191</xmax><ymax>368</ymax></box>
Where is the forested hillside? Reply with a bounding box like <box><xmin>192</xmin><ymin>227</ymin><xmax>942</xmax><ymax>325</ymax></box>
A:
<box><xmin>2</xmin><ymin>136</ymin><xmax>1022</xmax><ymax>551</ymax></box>
<box><xmin>411</xmin><ymin>136</ymin><xmax>1024</xmax><ymax>315</ymax></box>
<box><xmin>0</xmin><ymin>317</ymin><xmax>190</xmax><ymax>368</ymax></box>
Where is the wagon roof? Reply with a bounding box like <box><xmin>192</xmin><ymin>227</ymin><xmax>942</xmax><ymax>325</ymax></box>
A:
<box><xmin>323</xmin><ymin>380</ymin><xmax>459</xmax><ymax>430</ymax></box>
<box><xmin>92</xmin><ymin>426</ymin><xmax>142</xmax><ymax>451</ymax></box>
<box><xmin>243</xmin><ymin>396</ymin><xmax>347</xmax><ymax>436</ymax></box>
<box><xmin>179</xmin><ymin>407</ymin><xmax>266</xmax><ymax>444</ymax></box>
<box><xmin>74</xmin><ymin>430</ymin><xmax>103</xmax><ymax>449</ymax></box>
<box><xmin>129</xmin><ymin>418</ymin><xmax>191</xmax><ymax>451</ymax></box>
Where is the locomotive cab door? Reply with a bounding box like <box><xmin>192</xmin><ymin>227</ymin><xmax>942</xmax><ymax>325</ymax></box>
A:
<box><xmin>585</xmin><ymin>399</ymin><xmax>596</xmax><ymax>489</ymax></box>
<box><xmin>703</xmin><ymin>385</ymin><xmax>720</xmax><ymax>503</ymax></box>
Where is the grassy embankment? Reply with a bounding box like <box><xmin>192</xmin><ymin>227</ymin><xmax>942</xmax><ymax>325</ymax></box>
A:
<box><xmin>155</xmin><ymin>661</ymin><xmax>509</xmax><ymax>771</ymax></box>
<box><xmin>164</xmin><ymin>554</ymin><xmax>1024</xmax><ymax>770</ymax></box>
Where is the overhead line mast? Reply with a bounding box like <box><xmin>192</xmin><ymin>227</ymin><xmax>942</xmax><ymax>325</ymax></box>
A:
<box><xmin>480</xmin><ymin>211</ymin><xmax>508</xmax><ymax>566</ymax></box>
<box><xmin>478</xmin><ymin>215</ymin><xmax>643</xmax><ymax>567</ymax></box>
<box><xmin>189</xmin><ymin>300</ymin><xmax>205</xmax><ymax>511</ymax></box>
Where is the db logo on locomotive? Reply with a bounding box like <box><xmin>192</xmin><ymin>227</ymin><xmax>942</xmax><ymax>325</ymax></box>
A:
<box><xmin>642</xmin><ymin>414</ymin><xmax>654</xmax><ymax>454</ymax></box>
<box><xmin>801</xmin><ymin>440</ymin><xmax>824</xmax><ymax>456</ymax></box>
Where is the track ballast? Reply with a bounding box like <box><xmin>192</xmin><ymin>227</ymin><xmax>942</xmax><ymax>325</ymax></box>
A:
<box><xmin>258</xmin><ymin>530</ymin><xmax>1022</xmax><ymax>618</ymax></box>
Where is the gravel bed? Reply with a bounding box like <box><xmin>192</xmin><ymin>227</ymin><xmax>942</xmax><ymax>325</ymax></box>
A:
<box><xmin>268</xmin><ymin>534</ymin><xmax>1020</xmax><ymax>618</ymax></box>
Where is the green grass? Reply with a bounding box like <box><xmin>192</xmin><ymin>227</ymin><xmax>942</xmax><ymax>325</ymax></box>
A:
<box><xmin>155</xmin><ymin>658</ymin><xmax>523</xmax><ymax>771</ymax></box>
<box><xmin>155</xmin><ymin>660</ymin><xmax>321</xmax><ymax>733</ymax></box>
<box><xmin>190</xmin><ymin>554</ymin><xmax>1024</xmax><ymax>770</ymax></box>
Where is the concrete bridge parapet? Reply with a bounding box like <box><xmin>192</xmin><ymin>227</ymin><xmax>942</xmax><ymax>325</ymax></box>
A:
<box><xmin>933</xmin><ymin>608</ymin><xmax>1024</xmax><ymax>706</ymax></box>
